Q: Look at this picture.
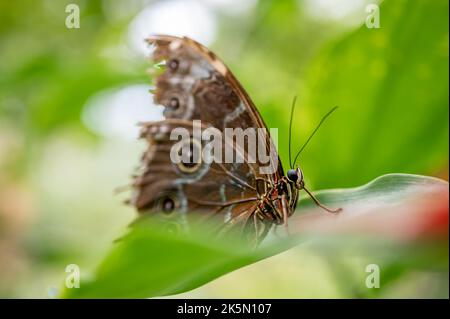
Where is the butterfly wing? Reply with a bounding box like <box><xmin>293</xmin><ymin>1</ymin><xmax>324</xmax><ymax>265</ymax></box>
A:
<box><xmin>132</xmin><ymin>120</ymin><xmax>270</xmax><ymax>237</ymax></box>
<box><xmin>147</xmin><ymin>35</ymin><xmax>283</xmax><ymax>178</ymax></box>
<box><xmin>131</xmin><ymin>35</ymin><xmax>286</xmax><ymax>238</ymax></box>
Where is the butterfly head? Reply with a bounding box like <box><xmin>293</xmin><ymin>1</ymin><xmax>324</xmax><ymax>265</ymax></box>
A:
<box><xmin>286</xmin><ymin>167</ymin><xmax>304</xmax><ymax>190</ymax></box>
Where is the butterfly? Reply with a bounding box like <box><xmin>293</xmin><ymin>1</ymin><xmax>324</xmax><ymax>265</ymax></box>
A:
<box><xmin>130</xmin><ymin>35</ymin><xmax>341</xmax><ymax>243</ymax></box>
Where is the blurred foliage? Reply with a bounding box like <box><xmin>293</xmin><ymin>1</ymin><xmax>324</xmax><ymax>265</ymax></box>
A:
<box><xmin>0</xmin><ymin>0</ymin><xmax>448</xmax><ymax>298</ymax></box>
<box><xmin>62</xmin><ymin>174</ymin><xmax>448</xmax><ymax>298</ymax></box>
<box><xmin>299</xmin><ymin>0</ymin><xmax>449</xmax><ymax>189</ymax></box>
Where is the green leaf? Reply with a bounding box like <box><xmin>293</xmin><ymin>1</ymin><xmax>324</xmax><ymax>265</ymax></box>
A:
<box><xmin>288</xmin><ymin>0</ymin><xmax>449</xmax><ymax>189</ymax></box>
<box><xmin>62</xmin><ymin>174</ymin><xmax>448</xmax><ymax>298</ymax></box>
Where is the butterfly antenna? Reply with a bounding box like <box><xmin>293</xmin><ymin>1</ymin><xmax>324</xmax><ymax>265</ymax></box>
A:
<box><xmin>288</xmin><ymin>96</ymin><xmax>298</xmax><ymax>169</ymax></box>
<box><xmin>292</xmin><ymin>106</ymin><xmax>339</xmax><ymax>167</ymax></box>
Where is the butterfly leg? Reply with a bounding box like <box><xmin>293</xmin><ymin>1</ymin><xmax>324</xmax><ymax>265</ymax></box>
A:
<box><xmin>253</xmin><ymin>212</ymin><xmax>260</xmax><ymax>248</ymax></box>
<box><xmin>252</xmin><ymin>212</ymin><xmax>273</xmax><ymax>248</ymax></box>
<box><xmin>253</xmin><ymin>212</ymin><xmax>259</xmax><ymax>236</ymax></box>
<box><xmin>281</xmin><ymin>194</ymin><xmax>290</xmax><ymax>236</ymax></box>
<box><xmin>303</xmin><ymin>186</ymin><xmax>342</xmax><ymax>213</ymax></box>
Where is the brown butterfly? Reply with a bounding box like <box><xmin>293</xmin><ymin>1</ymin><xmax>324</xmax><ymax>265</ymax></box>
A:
<box><xmin>131</xmin><ymin>35</ymin><xmax>340</xmax><ymax>242</ymax></box>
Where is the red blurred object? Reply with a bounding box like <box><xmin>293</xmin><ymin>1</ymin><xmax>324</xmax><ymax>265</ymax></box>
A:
<box><xmin>291</xmin><ymin>178</ymin><xmax>449</xmax><ymax>242</ymax></box>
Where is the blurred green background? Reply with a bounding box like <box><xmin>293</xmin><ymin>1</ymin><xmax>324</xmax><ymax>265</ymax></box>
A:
<box><xmin>0</xmin><ymin>0</ymin><xmax>448</xmax><ymax>298</ymax></box>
